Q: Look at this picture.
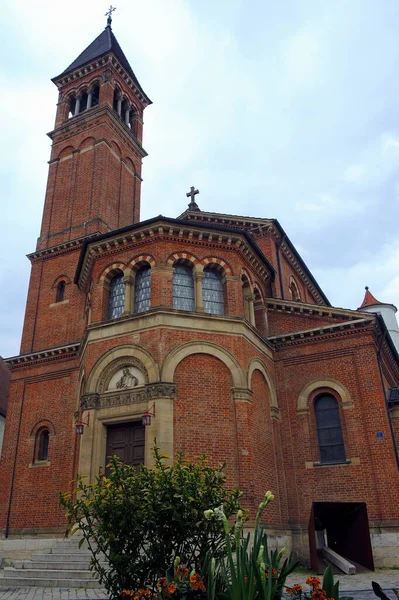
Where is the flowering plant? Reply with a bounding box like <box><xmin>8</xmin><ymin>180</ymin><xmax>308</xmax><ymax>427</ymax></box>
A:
<box><xmin>203</xmin><ymin>491</ymin><xmax>299</xmax><ymax>599</ymax></box>
<box><xmin>285</xmin><ymin>567</ymin><xmax>353</xmax><ymax>600</ymax></box>
<box><xmin>156</xmin><ymin>557</ymin><xmax>206</xmax><ymax>599</ymax></box>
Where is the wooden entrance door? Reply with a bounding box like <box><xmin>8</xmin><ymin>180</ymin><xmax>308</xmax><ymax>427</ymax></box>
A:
<box><xmin>106</xmin><ymin>422</ymin><xmax>145</xmax><ymax>470</ymax></box>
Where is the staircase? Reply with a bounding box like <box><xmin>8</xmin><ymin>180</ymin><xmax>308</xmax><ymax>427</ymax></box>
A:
<box><xmin>0</xmin><ymin>537</ymin><xmax>103</xmax><ymax>588</ymax></box>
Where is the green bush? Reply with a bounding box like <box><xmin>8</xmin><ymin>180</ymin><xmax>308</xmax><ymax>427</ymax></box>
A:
<box><xmin>60</xmin><ymin>446</ymin><xmax>242</xmax><ymax>599</ymax></box>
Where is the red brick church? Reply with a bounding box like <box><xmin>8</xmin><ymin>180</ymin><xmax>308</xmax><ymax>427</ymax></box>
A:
<box><xmin>1</xmin><ymin>16</ymin><xmax>399</xmax><ymax>570</ymax></box>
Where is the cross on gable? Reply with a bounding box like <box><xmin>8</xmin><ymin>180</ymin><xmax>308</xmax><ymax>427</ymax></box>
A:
<box><xmin>186</xmin><ymin>186</ymin><xmax>200</xmax><ymax>211</ymax></box>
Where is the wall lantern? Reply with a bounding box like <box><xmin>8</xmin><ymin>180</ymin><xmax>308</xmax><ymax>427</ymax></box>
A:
<box><xmin>75</xmin><ymin>412</ymin><xmax>90</xmax><ymax>435</ymax></box>
<box><xmin>142</xmin><ymin>403</ymin><xmax>156</xmax><ymax>427</ymax></box>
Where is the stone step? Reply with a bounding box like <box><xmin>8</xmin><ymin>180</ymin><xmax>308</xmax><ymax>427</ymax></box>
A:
<box><xmin>32</xmin><ymin>550</ymin><xmax>91</xmax><ymax>562</ymax></box>
<box><xmin>0</xmin><ymin>574</ymin><xmax>102</xmax><ymax>588</ymax></box>
<box><xmin>3</xmin><ymin>567</ymin><xmax>97</xmax><ymax>581</ymax></box>
<box><xmin>21</xmin><ymin>560</ymin><xmax>94</xmax><ymax>570</ymax></box>
<box><xmin>29</xmin><ymin>552</ymin><xmax>95</xmax><ymax>563</ymax></box>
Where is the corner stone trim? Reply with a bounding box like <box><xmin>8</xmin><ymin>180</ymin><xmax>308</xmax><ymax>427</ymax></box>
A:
<box><xmin>80</xmin><ymin>382</ymin><xmax>176</xmax><ymax>410</ymax></box>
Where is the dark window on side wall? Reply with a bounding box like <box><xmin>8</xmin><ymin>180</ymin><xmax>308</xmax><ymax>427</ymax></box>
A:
<box><xmin>315</xmin><ymin>394</ymin><xmax>346</xmax><ymax>463</ymax></box>
<box><xmin>56</xmin><ymin>281</ymin><xmax>66</xmax><ymax>302</ymax></box>
<box><xmin>35</xmin><ymin>428</ymin><xmax>50</xmax><ymax>462</ymax></box>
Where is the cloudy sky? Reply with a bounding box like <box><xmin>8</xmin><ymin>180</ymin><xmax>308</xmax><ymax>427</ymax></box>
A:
<box><xmin>1</xmin><ymin>0</ymin><xmax>399</xmax><ymax>358</ymax></box>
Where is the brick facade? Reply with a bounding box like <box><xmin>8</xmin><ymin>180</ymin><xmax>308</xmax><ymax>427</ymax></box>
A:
<box><xmin>1</xmin><ymin>24</ymin><xmax>399</xmax><ymax>569</ymax></box>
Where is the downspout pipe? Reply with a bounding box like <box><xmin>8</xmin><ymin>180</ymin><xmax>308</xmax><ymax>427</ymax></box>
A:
<box><xmin>276</xmin><ymin>235</ymin><xmax>286</xmax><ymax>300</ymax></box>
<box><xmin>376</xmin><ymin>324</ymin><xmax>399</xmax><ymax>469</ymax></box>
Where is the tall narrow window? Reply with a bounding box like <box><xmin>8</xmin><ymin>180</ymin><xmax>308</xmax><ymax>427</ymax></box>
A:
<box><xmin>56</xmin><ymin>281</ymin><xmax>66</xmax><ymax>303</ymax></box>
<box><xmin>315</xmin><ymin>394</ymin><xmax>346</xmax><ymax>464</ymax></box>
<box><xmin>134</xmin><ymin>267</ymin><xmax>151</xmax><ymax>313</ymax></box>
<box><xmin>91</xmin><ymin>84</ymin><xmax>100</xmax><ymax>107</ymax></box>
<box><xmin>289</xmin><ymin>278</ymin><xmax>301</xmax><ymax>301</ymax></box>
<box><xmin>203</xmin><ymin>267</ymin><xmax>224</xmax><ymax>315</ymax></box>
<box><xmin>173</xmin><ymin>264</ymin><xmax>194</xmax><ymax>311</ymax></box>
<box><xmin>35</xmin><ymin>428</ymin><xmax>50</xmax><ymax>462</ymax></box>
<box><xmin>108</xmin><ymin>273</ymin><xmax>125</xmax><ymax>319</ymax></box>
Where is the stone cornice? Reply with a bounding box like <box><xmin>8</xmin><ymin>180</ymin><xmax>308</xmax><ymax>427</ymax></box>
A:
<box><xmin>81</xmin><ymin>308</ymin><xmax>274</xmax><ymax>360</ymax></box>
<box><xmin>48</xmin><ymin>105</ymin><xmax>147</xmax><ymax>159</ymax></box>
<box><xmin>28</xmin><ymin>236</ymin><xmax>90</xmax><ymax>263</ymax></box>
<box><xmin>179</xmin><ymin>213</ymin><xmax>328</xmax><ymax>306</ymax></box>
<box><xmin>76</xmin><ymin>220</ymin><xmax>273</xmax><ymax>289</ymax></box>
<box><xmin>53</xmin><ymin>54</ymin><xmax>150</xmax><ymax>107</ymax></box>
<box><xmin>5</xmin><ymin>343</ymin><xmax>80</xmax><ymax>369</ymax></box>
<box><xmin>265</xmin><ymin>298</ymin><xmax>364</xmax><ymax>321</ymax></box>
<box><xmin>179</xmin><ymin>210</ymin><xmax>274</xmax><ymax>230</ymax></box>
<box><xmin>80</xmin><ymin>383</ymin><xmax>176</xmax><ymax>410</ymax></box>
<box><xmin>268</xmin><ymin>317</ymin><xmax>375</xmax><ymax>349</ymax></box>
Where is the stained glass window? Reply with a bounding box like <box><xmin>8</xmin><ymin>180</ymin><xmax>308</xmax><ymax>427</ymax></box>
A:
<box><xmin>203</xmin><ymin>268</ymin><xmax>224</xmax><ymax>315</ymax></box>
<box><xmin>173</xmin><ymin>264</ymin><xmax>195</xmax><ymax>311</ymax></box>
<box><xmin>134</xmin><ymin>267</ymin><xmax>151</xmax><ymax>313</ymax></box>
<box><xmin>315</xmin><ymin>394</ymin><xmax>346</xmax><ymax>464</ymax></box>
<box><xmin>108</xmin><ymin>273</ymin><xmax>125</xmax><ymax>319</ymax></box>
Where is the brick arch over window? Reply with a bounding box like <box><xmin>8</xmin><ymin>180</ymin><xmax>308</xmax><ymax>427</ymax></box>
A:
<box><xmin>127</xmin><ymin>255</ymin><xmax>156</xmax><ymax>270</ymax></box>
<box><xmin>86</xmin><ymin>344</ymin><xmax>159</xmax><ymax>393</ymax></box>
<box><xmin>167</xmin><ymin>252</ymin><xmax>201</xmax><ymax>267</ymax></box>
<box><xmin>30</xmin><ymin>419</ymin><xmax>56</xmax><ymax>437</ymax></box>
<box><xmin>162</xmin><ymin>341</ymin><xmax>246</xmax><ymax>389</ymax></box>
<box><xmin>240</xmin><ymin>269</ymin><xmax>254</xmax><ymax>289</ymax></box>
<box><xmin>201</xmin><ymin>258</ymin><xmax>232</xmax><ymax>275</ymax></box>
<box><xmin>58</xmin><ymin>146</ymin><xmax>75</xmax><ymax>160</ymax></box>
<box><xmin>247</xmin><ymin>359</ymin><xmax>279</xmax><ymax>420</ymax></box>
<box><xmin>297</xmin><ymin>378</ymin><xmax>353</xmax><ymax>413</ymax></box>
<box><xmin>99</xmin><ymin>263</ymin><xmax>127</xmax><ymax>284</ymax></box>
<box><xmin>51</xmin><ymin>274</ymin><xmax>71</xmax><ymax>288</ymax></box>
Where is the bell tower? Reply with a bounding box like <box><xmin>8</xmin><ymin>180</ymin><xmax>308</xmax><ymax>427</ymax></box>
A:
<box><xmin>38</xmin><ymin>13</ymin><xmax>151</xmax><ymax>251</ymax></box>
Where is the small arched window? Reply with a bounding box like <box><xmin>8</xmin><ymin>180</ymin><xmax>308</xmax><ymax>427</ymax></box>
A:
<box><xmin>68</xmin><ymin>96</ymin><xmax>76</xmax><ymax>118</ymax></box>
<box><xmin>80</xmin><ymin>91</ymin><xmax>88</xmax><ymax>112</ymax></box>
<box><xmin>35</xmin><ymin>428</ymin><xmax>50</xmax><ymax>462</ymax></box>
<box><xmin>289</xmin><ymin>278</ymin><xmax>301</xmax><ymax>301</ymax></box>
<box><xmin>315</xmin><ymin>394</ymin><xmax>346</xmax><ymax>464</ymax></box>
<box><xmin>173</xmin><ymin>263</ymin><xmax>194</xmax><ymax>311</ymax></box>
<box><xmin>108</xmin><ymin>273</ymin><xmax>125</xmax><ymax>319</ymax></box>
<box><xmin>203</xmin><ymin>267</ymin><xmax>224</xmax><ymax>315</ymax></box>
<box><xmin>91</xmin><ymin>84</ymin><xmax>100</xmax><ymax>108</ymax></box>
<box><xmin>56</xmin><ymin>281</ymin><xmax>66</xmax><ymax>303</ymax></box>
<box><xmin>113</xmin><ymin>88</ymin><xmax>120</xmax><ymax>114</ymax></box>
<box><xmin>242</xmin><ymin>275</ymin><xmax>251</xmax><ymax>321</ymax></box>
<box><xmin>134</xmin><ymin>266</ymin><xmax>151</xmax><ymax>313</ymax></box>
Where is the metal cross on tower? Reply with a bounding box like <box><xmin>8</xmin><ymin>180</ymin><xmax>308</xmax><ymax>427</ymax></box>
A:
<box><xmin>186</xmin><ymin>186</ymin><xmax>200</xmax><ymax>211</ymax></box>
<box><xmin>105</xmin><ymin>5</ymin><xmax>117</xmax><ymax>27</ymax></box>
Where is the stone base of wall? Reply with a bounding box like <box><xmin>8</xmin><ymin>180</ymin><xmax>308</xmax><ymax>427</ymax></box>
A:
<box><xmin>370</xmin><ymin>523</ymin><xmax>399</xmax><ymax>568</ymax></box>
<box><xmin>0</xmin><ymin>537</ymin><xmax>61</xmax><ymax>562</ymax></box>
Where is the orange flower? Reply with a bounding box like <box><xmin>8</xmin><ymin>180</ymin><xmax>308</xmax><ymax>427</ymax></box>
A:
<box><xmin>190</xmin><ymin>573</ymin><xmax>204</xmax><ymax>590</ymax></box>
<box><xmin>306</xmin><ymin>576</ymin><xmax>321</xmax><ymax>589</ymax></box>
<box><xmin>157</xmin><ymin>577</ymin><xmax>168</xmax><ymax>589</ymax></box>
<box><xmin>311</xmin><ymin>589</ymin><xmax>328</xmax><ymax>600</ymax></box>
<box><xmin>166</xmin><ymin>582</ymin><xmax>177</xmax><ymax>594</ymax></box>
<box><xmin>286</xmin><ymin>585</ymin><xmax>302</xmax><ymax>595</ymax></box>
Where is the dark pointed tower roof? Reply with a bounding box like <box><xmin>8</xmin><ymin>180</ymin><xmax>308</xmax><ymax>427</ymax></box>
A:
<box><xmin>52</xmin><ymin>25</ymin><xmax>151</xmax><ymax>104</ymax></box>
